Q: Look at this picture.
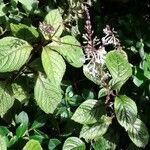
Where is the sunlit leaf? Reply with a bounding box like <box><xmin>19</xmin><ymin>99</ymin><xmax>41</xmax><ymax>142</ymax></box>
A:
<box><xmin>72</xmin><ymin>99</ymin><xmax>105</xmax><ymax>124</ymax></box>
<box><xmin>0</xmin><ymin>135</ymin><xmax>7</xmax><ymax>150</ymax></box>
<box><xmin>128</xmin><ymin>118</ymin><xmax>149</xmax><ymax>148</ymax></box>
<box><xmin>106</xmin><ymin>50</ymin><xmax>132</xmax><ymax>89</ymax></box>
<box><xmin>34</xmin><ymin>72</ymin><xmax>62</xmax><ymax>114</ymax></box>
<box><xmin>114</xmin><ymin>95</ymin><xmax>137</xmax><ymax>130</ymax></box>
<box><xmin>0</xmin><ymin>37</ymin><xmax>32</xmax><ymax>72</ymax></box>
<box><xmin>23</xmin><ymin>139</ymin><xmax>43</xmax><ymax>150</ymax></box>
<box><xmin>42</xmin><ymin>46</ymin><xmax>66</xmax><ymax>86</ymax></box>
<box><xmin>0</xmin><ymin>82</ymin><xmax>14</xmax><ymax>116</ymax></box>
<box><xmin>80</xmin><ymin>116</ymin><xmax>112</xmax><ymax>140</ymax></box>
<box><xmin>63</xmin><ymin>137</ymin><xmax>85</xmax><ymax>150</ymax></box>
<box><xmin>49</xmin><ymin>36</ymin><xmax>84</xmax><ymax>67</ymax></box>
<box><xmin>44</xmin><ymin>9</ymin><xmax>64</xmax><ymax>38</ymax></box>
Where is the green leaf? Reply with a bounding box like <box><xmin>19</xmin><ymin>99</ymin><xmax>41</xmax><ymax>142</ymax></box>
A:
<box><xmin>0</xmin><ymin>37</ymin><xmax>32</xmax><ymax>72</ymax></box>
<box><xmin>128</xmin><ymin>118</ymin><xmax>149</xmax><ymax>148</ymax></box>
<box><xmin>48</xmin><ymin>139</ymin><xmax>61</xmax><ymax>150</ymax></box>
<box><xmin>50</xmin><ymin>36</ymin><xmax>84</xmax><ymax>67</ymax></box>
<box><xmin>8</xmin><ymin>136</ymin><xmax>18</xmax><ymax>147</ymax></box>
<box><xmin>17</xmin><ymin>0</ymin><xmax>39</xmax><ymax>13</ymax></box>
<box><xmin>143</xmin><ymin>53</ymin><xmax>150</xmax><ymax>79</ymax></box>
<box><xmin>29</xmin><ymin>135</ymin><xmax>45</xmax><ymax>143</ymax></box>
<box><xmin>71</xmin><ymin>99</ymin><xmax>105</xmax><ymax>125</ymax></box>
<box><xmin>42</xmin><ymin>46</ymin><xmax>66</xmax><ymax>86</ymax></box>
<box><xmin>98</xmin><ymin>88</ymin><xmax>108</xmax><ymax>98</ymax></box>
<box><xmin>0</xmin><ymin>126</ymin><xmax>9</xmax><ymax>136</ymax></box>
<box><xmin>114</xmin><ymin>95</ymin><xmax>137</xmax><ymax>130</ymax></box>
<box><xmin>0</xmin><ymin>2</ymin><xmax>7</xmax><ymax>17</ymax></box>
<box><xmin>31</xmin><ymin>113</ymin><xmax>47</xmax><ymax>130</ymax></box>
<box><xmin>80</xmin><ymin>116</ymin><xmax>112</xmax><ymax>140</ymax></box>
<box><xmin>62</xmin><ymin>137</ymin><xmax>86</xmax><ymax>150</ymax></box>
<box><xmin>83</xmin><ymin>63</ymin><xmax>103</xmax><ymax>85</ymax></box>
<box><xmin>10</xmin><ymin>23</ymin><xmax>39</xmax><ymax>43</ymax></box>
<box><xmin>23</xmin><ymin>139</ymin><xmax>43</xmax><ymax>150</ymax></box>
<box><xmin>12</xmin><ymin>82</ymin><xmax>29</xmax><ymax>103</ymax></box>
<box><xmin>92</xmin><ymin>137</ymin><xmax>110</xmax><ymax>150</ymax></box>
<box><xmin>44</xmin><ymin>9</ymin><xmax>64</xmax><ymax>38</ymax></box>
<box><xmin>0</xmin><ymin>82</ymin><xmax>14</xmax><ymax>116</ymax></box>
<box><xmin>106</xmin><ymin>50</ymin><xmax>132</xmax><ymax>89</ymax></box>
<box><xmin>34</xmin><ymin>72</ymin><xmax>62</xmax><ymax>114</ymax></box>
<box><xmin>0</xmin><ymin>135</ymin><xmax>7</xmax><ymax>150</ymax></box>
<box><xmin>15</xmin><ymin>111</ymin><xmax>29</xmax><ymax>124</ymax></box>
<box><xmin>82</xmin><ymin>89</ymin><xmax>95</xmax><ymax>100</ymax></box>
<box><xmin>16</xmin><ymin>123</ymin><xmax>28</xmax><ymax>138</ymax></box>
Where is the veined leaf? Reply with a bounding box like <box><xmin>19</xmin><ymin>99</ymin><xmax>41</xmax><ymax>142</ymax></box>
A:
<box><xmin>10</xmin><ymin>23</ymin><xmax>39</xmax><ymax>43</ymax></box>
<box><xmin>71</xmin><ymin>99</ymin><xmax>105</xmax><ymax>125</ymax></box>
<box><xmin>34</xmin><ymin>73</ymin><xmax>62</xmax><ymax>114</ymax></box>
<box><xmin>106</xmin><ymin>50</ymin><xmax>132</xmax><ymax>89</ymax></box>
<box><xmin>62</xmin><ymin>137</ymin><xmax>85</xmax><ymax>150</ymax></box>
<box><xmin>0</xmin><ymin>37</ymin><xmax>32</xmax><ymax>72</ymax></box>
<box><xmin>0</xmin><ymin>135</ymin><xmax>7</xmax><ymax>150</ymax></box>
<box><xmin>114</xmin><ymin>95</ymin><xmax>137</xmax><ymax>130</ymax></box>
<box><xmin>128</xmin><ymin>118</ymin><xmax>149</xmax><ymax>148</ymax></box>
<box><xmin>0</xmin><ymin>82</ymin><xmax>14</xmax><ymax>116</ymax></box>
<box><xmin>80</xmin><ymin>116</ymin><xmax>112</xmax><ymax>140</ymax></box>
<box><xmin>23</xmin><ymin>139</ymin><xmax>43</xmax><ymax>150</ymax></box>
<box><xmin>50</xmin><ymin>36</ymin><xmax>85</xmax><ymax>67</ymax></box>
<box><xmin>92</xmin><ymin>137</ymin><xmax>114</xmax><ymax>150</ymax></box>
<box><xmin>42</xmin><ymin>46</ymin><xmax>66</xmax><ymax>86</ymax></box>
<box><xmin>44</xmin><ymin>9</ymin><xmax>63</xmax><ymax>38</ymax></box>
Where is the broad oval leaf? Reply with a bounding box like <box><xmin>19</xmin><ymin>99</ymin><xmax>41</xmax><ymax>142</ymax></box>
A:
<box><xmin>44</xmin><ymin>9</ymin><xmax>64</xmax><ymax>38</ymax></box>
<box><xmin>71</xmin><ymin>99</ymin><xmax>105</xmax><ymax>125</ymax></box>
<box><xmin>0</xmin><ymin>82</ymin><xmax>14</xmax><ymax>116</ymax></box>
<box><xmin>114</xmin><ymin>95</ymin><xmax>137</xmax><ymax>130</ymax></box>
<box><xmin>34</xmin><ymin>73</ymin><xmax>62</xmax><ymax>114</ymax></box>
<box><xmin>0</xmin><ymin>37</ymin><xmax>32</xmax><ymax>72</ymax></box>
<box><xmin>106</xmin><ymin>50</ymin><xmax>132</xmax><ymax>89</ymax></box>
<box><xmin>128</xmin><ymin>118</ymin><xmax>149</xmax><ymax>148</ymax></box>
<box><xmin>50</xmin><ymin>36</ymin><xmax>85</xmax><ymax>67</ymax></box>
<box><xmin>42</xmin><ymin>46</ymin><xmax>66</xmax><ymax>86</ymax></box>
<box><xmin>62</xmin><ymin>137</ymin><xmax>85</xmax><ymax>150</ymax></box>
<box><xmin>23</xmin><ymin>139</ymin><xmax>43</xmax><ymax>150</ymax></box>
<box><xmin>80</xmin><ymin>116</ymin><xmax>112</xmax><ymax>140</ymax></box>
<box><xmin>0</xmin><ymin>135</ymin><xmax>7</xmax><ymax>150</ymax></box>
<box><xmin>10</xmin><ymin>23</ymin><xmax>39</xmax><ymax>43</ymax></box>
